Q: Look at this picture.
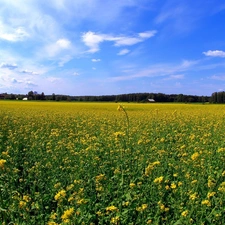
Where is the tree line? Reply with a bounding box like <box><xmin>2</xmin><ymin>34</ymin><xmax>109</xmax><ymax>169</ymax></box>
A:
<box><xmin>210</xmin><ymin>91</ymin><xmax>225</xmax><ymax>103</ymax></box>
<box><xmin>0</xmin><ymin>91</ymin><xmax>212</xmax><ymax>103</ymax></box>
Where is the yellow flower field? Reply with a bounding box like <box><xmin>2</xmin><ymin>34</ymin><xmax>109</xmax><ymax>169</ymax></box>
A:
<box><xmin>0</xmin><ymin>101</ymin><xmax>224</xmax><ymax>224</ymax></box>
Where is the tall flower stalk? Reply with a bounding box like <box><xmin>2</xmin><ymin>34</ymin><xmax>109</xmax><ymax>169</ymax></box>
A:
<box><xmin>117</xmin><ymin>105</ymin><xmax>130</xmax><ymax>140</ymax></box>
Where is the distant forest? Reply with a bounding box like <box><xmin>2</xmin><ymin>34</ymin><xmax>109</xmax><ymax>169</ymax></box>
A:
<box><xmin>1</xmin><ymin>91</ymin><xmax>225</xmax><ymax>103</ymax></box>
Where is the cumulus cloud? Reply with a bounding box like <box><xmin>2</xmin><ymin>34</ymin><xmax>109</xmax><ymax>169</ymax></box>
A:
<box><xmin>0</xmin><ymin>23</ymin><xmax>29</xmax><ymax>42</ymax></box>
<box><xmin>0</xmin><ymin>63</ymin><xmax>18</xmax><ymax>70</ymax></box>
<box><xmin>81</xmin><ymin>32</ymin><xmax>104</xmax><ymax>53</ymax></box>
<box><xmin>81</xmin><ymin>30</ymin><xmax>157</xmax><ymax>53</ymax></box>
<box><xmin>117</xmin><ymin>49</ymin><xmax>130</xmax><ymax>55</ymax></box>
<box><xmin>203</xmin><ymin>50</ymin><xmax>225</xmax><ymax>57</ymax></box>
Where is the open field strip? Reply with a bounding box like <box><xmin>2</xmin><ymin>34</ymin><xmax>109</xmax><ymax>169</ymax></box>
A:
<box><xmin>0</xmin><ymin>101</ymin><xmax>224</xmax><ymax>224</ymax></box>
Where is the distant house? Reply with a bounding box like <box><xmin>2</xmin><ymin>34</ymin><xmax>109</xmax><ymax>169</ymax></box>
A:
<box><xmin>0</xmin><ymin>94</ymin><xmax>5</xmax><ymax>100</ymax></box>
<box><xmin>148</xmin><ymin>99</ymin><xmax>155</xmax><ymax>102</ymax></box>
<box><xmin>22</xmin><ymin>97</ymin><xmax>28</xmax><ymax>101</ymax></box>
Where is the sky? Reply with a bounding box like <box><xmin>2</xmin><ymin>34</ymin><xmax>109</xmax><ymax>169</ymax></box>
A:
<box><xmin>0</xmin><ymin>0</ymin><xmax>225</xmax><ymax>96</ymax></box>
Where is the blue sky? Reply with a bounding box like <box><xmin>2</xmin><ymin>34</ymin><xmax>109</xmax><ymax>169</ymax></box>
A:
<box><xmin>0</xmin><ymin>0</ymin><xmax>225</xmax><ymax>96</ymax></box>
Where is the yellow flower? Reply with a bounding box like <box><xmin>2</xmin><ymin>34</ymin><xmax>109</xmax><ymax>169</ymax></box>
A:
<box><xmin>207</xmin><ymin>192</ymin><xmax>216</xmax><ymax>198</ymax></box>
<box><xmin>54</xmin><ymin>189</ymin><xmax>66</xmax><ymax>201</ymax></box>
<box><xmin>145</xmin><ymin>161</ymin><xmax>160</xmax><ymax>176</ymax></box>
<box><xmin>218</xmin><ymin>147</ymin><xmax>225</xmax><ymax>152</ymax></box>
<box><xmin>47</xmin><ymin>222</ymin><xmax>58</xmax><ymax>225</ymax></box>
<box><xmin>77</xmin><ymin>198</ymin><xmax>87</xmax><ymax>204</ymax></box>
<box><xmin>95</xmin><ymin>174</ymin><xmax>105</xmax><ymax>182</ymax></box>
<box><xmin>68</xmin><ymin>196</ymin><xmax>74</xmax><ymax>202</ymax></box>
<box><xmin>171</xmin><ymin>182</ymin><xmax>177</xmax><ymax>189</ymax></box>
<box><xmin>122</xmin><ymin>201</ymin><xmax>129</xmax><ymax>206</ymax></box>
<box><xmin>160</xmin><ymin>204</ymin><xmax>165</xmax><ymax>211</ymax></box>
<box><xmin>191</xmin><ymin>180</ymin><xmax>198</xmax><ymax>184</ymax></box>
<box><xmin>208</xmin><ymin>176</ymin><xmax>216</xmax><ymax>188</ymax></box>
<box><xmin>189</xmin><ymin>192</ymin><xmax>198</xmax><ymax>200</ymax></box>
<box><xmin>154</xmin><ymin>176</ymin><xmax>164</xmax><ymax>184</ymax></box>
<box><xmin>96</xmin><ymin>211</ymin><xmax>103</xmax><ymax>216</ymax></box>
<box><xmin>181</xmin><ymin>210</ymin><xmax>188</xmax><ymax>217</ymax></box>
<box><xmin>129</xmin><ymin>183</ymin><xmax>136</xmax><ymax>188</ymax></box>
<box><xmin>191</xmin><ymin>152</ymin><xmax>199</xmax><ymax>161</ymax></box>
<box><xmin>114</xmin><ymin>131</ymin><xmax>125</xmax><ymax>138</ymax></box>
<box><xmin>61</xmin><ymin>207</ymin><xmax>74</xmax><ymax>222</ymax></box>
<box><xmin>142</xmin><ymin>204</ymin><xmax>148</xmax><ymax>209</ymax></box>
<box><xmin>54</xmin><ymin>183</ymin><xmax>61</xmax><ymax>189</ymax></box>
<box><xmin>50</xmin><ymin>213</ymin><xmax>57</xmax><ymax>220</ymax></box>
<box><xmin>218</xmin><ymin>182</ymin><xmax>225</xmax><ymax>193</ymax></box>
<box><xmin>106</xmin><ymin>205</ymin><xmax>118</xmax><ymax>212</ymax></box>
<box><xmin>66</xmin><ymin>184</ymin><xmax>74</xmax><ymax>191</ymax></box>
<box><xmin>114</xmin><ymin>168</ymin><xmax>120</xmax><ymax>174</ymax></box>
<box><xmin>165</xmin><ymin>185</ymin><xmax>170</xmax><ymax>190</ymax></box>
<box><xmin>19</xmin><ymin>201</ymin><xmax>26</xmax><ymax>208</ymax></box>
<box><xmin>23</xmin><ymin>195</ymin><xmax>31</xmax><ymax>202</ymax></box>
<box><xmin>137</xmin><ymin>203</ymin><xmax>148</xmax><ymax>211</ymax></box>
<box><xmin>110</xmin><ymin>216</ymin><xmax>120</xmax><ymax>224</ymax></box>
<box><xmin>0</xmin><ymin>159</ymin><xmax>6</xmax><ymax>169</ymax></box>
<box><xmin>201</xmin><ymin>199</ymin><xmax>211</xmax><ymax>206</ymax></box>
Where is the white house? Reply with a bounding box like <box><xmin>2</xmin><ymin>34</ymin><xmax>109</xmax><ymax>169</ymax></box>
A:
<box><xmin>22</xmin><ymin>97</ymin><xmax>28</xmax><ymax>100</ymax></box>
<box><xmin>148</xmin><ymin>99</ymin><xmax>155</xmax><ymax>102</ymax></box>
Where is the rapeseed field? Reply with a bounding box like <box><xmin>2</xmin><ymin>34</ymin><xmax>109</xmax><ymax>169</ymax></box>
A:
<box><xmin>0</xmin><ymin>101</ymin><xmax>224</xmax><ymax>224</ymax></box>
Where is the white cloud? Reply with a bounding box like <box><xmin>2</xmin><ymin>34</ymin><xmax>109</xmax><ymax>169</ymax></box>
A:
<box><xmin>138</xmin><ymin>30</ymin><xmax>157</xmax><ymax>38</ymax></box>
<box><xmin>112</xmin><ymin>36</ymin><xmax>142</xmax><ymax>46</ymax></box>
<box><xmin>0</xmin><ymin>21</ymin><xmax>29</xmax><ymax>42</ymax></box>
<box><xmin>117</xmin><ymin>49</ymin><xmax>130</xmax><ymax>55</ymax></box>
<box><xmin>45</xmin><ymin>38</ymin><xmax>72</xmax><ymax>57</ymax></box>
<box><xmin>81</xmin><ymin>31</ymin><xmax>105</xmax><ymax>53</ymax></box>
<box><xmin>92</xmin><ymin>59</ymin><xmax>101</xmax><ymax>62</ymax></box>
<box><xmin>0</xmin><ymin>63</ymin><xmax>18</xmax><ymax>70</ymax></box>
<box><xmin>203</xmin><ymin>50</ymin><xmax>225</xmax><ymax>57</ymax></box>
<box><xmin>81</xmin><ymin>30</ymin><xmax>157</xmax><ymax>53</ymax></box>
<box><xmin>56</xmin><ymin>38</ymin><xmax>71</xmax><ymax>49</ymax></box>
<box><xmin>21</xmin><ymin>70</ymin><xmax>39</xmax><ymax>75</ymax></box>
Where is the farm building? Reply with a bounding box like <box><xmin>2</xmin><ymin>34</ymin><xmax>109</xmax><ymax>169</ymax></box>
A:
<box><xmin>148</xmin><ymin>99</ymin><xmax>155</xmax><ymax>102</ymax></box>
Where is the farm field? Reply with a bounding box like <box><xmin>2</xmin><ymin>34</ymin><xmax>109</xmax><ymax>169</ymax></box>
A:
<box><xmin>0</xmin><ymin>101</ymin><xmax>224</xmax><ymax>225</ymax></box>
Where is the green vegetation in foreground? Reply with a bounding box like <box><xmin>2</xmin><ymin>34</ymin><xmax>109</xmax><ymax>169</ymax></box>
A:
<box><xmin>0</xmin><ymin>102</ymin><xmax>224</xmax><ymax>224</ymax></box>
